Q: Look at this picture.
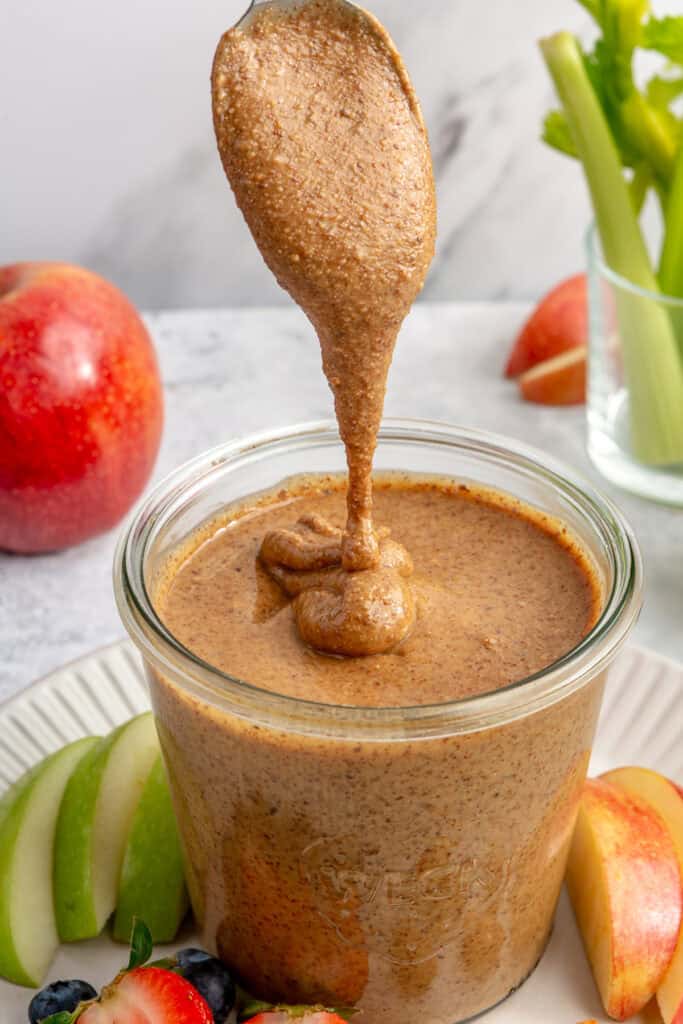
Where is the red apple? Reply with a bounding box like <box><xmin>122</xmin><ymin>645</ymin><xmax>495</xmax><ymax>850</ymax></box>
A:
<box><xmin>518</xmin><ymin>345</ymin><xmax>587</xmax><ymax>406</ymax></box>
<box><xmin>0</xmin><ymin>262</ymin><xmax>163</xmax><ymax>553</ymax></box>
<box><xmin>506</xmin><ymin>274</ymin><xmax>588</xmax><ymax>378</ymax></box>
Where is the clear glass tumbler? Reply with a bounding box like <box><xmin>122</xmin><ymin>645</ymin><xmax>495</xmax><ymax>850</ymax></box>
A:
<box><xmin>587</xmin><ymin>225</ymin><xmax>683</xmax><ymax>504</ymax></box>
<box><xmin>115</xmin><ymin>420</ymin><xmax>642</xmax><ymax>1024</ymax></box>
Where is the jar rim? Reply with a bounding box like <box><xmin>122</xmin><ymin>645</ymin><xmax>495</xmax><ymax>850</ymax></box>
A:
<box><xmin>114</xmin><ymin>419</ymin><xmax>642</xmax><ymax>739</ymax></box>
<box><xmin>586</xmin><ymin>222</ymin><xmax>683</xmax><ymax>308</ymax></box>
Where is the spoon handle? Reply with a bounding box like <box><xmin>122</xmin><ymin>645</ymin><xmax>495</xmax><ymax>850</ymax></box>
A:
<box><xmin>237</xmin><ymin>0</ymin><xmax>354</xmax><ymax>29</ymax></box>
<box><xmin>236</xmin><ymin>0</ymin><xmax>276</xmax><ymax>27</ymax></box>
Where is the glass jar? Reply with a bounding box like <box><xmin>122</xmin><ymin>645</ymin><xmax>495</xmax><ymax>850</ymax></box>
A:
<box><xmin>114</xmin><ymin>420</ymin><xmax>642</xmax><ymax>1024</ymax></box>
<box><xmin>587</xmin><ymin>224</ymin><xmax>683</xmax><ymax>504</ymax></box>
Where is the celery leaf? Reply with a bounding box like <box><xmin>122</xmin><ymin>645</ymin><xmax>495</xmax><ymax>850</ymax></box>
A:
<box><xmin>646</xmin><ymin>74</ymin><xmax>683</xmax><ymax>111</ymax></box>
<box><xmin>542</xmin><ymin>109</ymin><xmax>578</xmax><ymax>156</ymax></box>
<box><xmin>642</xmin><ymin>17</ymin><xmax>683</xmax><ymax>65</ymax></box>
<box><xmin>576</xmin><ymin>0</ymin><xmax>601</xmax><ymax>24</ymax></box>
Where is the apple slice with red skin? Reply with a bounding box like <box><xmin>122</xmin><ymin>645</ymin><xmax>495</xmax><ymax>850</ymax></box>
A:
<box><xmin>566</xmin><ymin>778</ymin><xmax>682</xmax><ymax>1021</ymax></box>
<box><xmin>506</xmin><ymin>273</ymin><xmax>588</xmax><ymax>377</ymax></box>
<box><xmin>519</xmin><ymin>345</ymin><xmax>587</xmax><ymax>406</ymax></box>
<box><xmin>602</xmin><ymin>767</ymin><xmax>683</xmax><ymax>1024</ymax></box>
<box><xmin>0</xmin><ymin>261</ymin><xmax>163</xmax><ymax>553</ymax></box>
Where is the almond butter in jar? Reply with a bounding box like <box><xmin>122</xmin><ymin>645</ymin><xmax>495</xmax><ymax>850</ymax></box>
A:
<box><xmin>115</xmin><ymin>422</ymin><xmax>642</xmax><ymax>1024</ymax></box>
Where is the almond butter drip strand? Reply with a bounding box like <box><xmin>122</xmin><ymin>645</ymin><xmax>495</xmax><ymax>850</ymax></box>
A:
<box><xmin>211</xmin><ymin>0</ymin><xmax>436</xmax><ymax>653</ymax></box>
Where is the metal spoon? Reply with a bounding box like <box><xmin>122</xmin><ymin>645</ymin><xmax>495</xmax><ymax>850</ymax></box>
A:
<box><xmin>236</xmin><ymin>0</ymin><xmax>357</xmax><ymax>29</ymax></box>
<box><xmin>237</xmin><ymin>0</ymin><xmax>291</xmax><ymax>28</ymax></box>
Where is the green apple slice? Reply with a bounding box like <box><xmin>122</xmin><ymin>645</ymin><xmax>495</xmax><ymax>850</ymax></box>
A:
<box><xmin>54</xmin><ymin>712</ymin><xmax>160</xmax><ymax>942</ymax></box>
<box><xmin>113</xmin><ymin>754</ymin><xmax>189</xmax><ymax>943</ymax></box>
<box><xmin>0</xmin><ymin>736</ymin><xmax>100</xmax><ymax>986</ymax></box>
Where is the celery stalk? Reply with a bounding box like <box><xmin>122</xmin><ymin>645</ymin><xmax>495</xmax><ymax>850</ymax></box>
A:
<box><xmin>541</xmin><ymin>31</ymin><xmax>683</xmax><ymax>466</ymax></box>
<box><xmin>659</xmin><ymin>143</ymin><xmax>683</xmax><ymax>299</ymax></box>
<box><xmin>620</xmin><ymin>92</ymin><xmax>678</xmax><ymax>184</ymax></box>
<box><xmin>629</xmin><ymin>163</ymin><xmax>651</xmax><ymax>215</ymax></box>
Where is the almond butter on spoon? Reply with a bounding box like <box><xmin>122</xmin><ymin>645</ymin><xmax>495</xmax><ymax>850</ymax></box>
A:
<box><xmin>211</xmin><ymin>0</ymin><xmax>436</xmax><ymax>654</ymax></box>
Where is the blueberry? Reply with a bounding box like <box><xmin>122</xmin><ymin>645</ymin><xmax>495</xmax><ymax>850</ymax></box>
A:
<box><xmin>175</xmin><ymin>947</ymin><xmax>212</xmax><ymax>969</ymax></box>
<box><xmin>180</xmin><ymin>958</ymin><xmax>235</xmax><ymax>1024</ymax></box>
<box><xmin>28</xmin><ymin>980</ymin><xmax>97</xmax><ymax>1023</ymax></box>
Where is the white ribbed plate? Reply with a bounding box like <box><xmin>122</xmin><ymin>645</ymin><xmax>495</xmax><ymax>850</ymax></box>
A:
<box><xmin>0</xmin><ymin>642</ymin><xmax>150</xmax><ymax>791</ymax></box>
<box><xmin>0</xmin><ymin>641</ymin><xmax>681</xmax><ymax>1022</ymax></box>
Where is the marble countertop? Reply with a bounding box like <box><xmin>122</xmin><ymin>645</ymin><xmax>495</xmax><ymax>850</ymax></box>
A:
<box><xmin>3</xmin><ymin>0</ymin><xmax>592</xmax><ymax>309</ymax></box>
<box><xmin>1</xmin><ymin>302</ymin><xmax>681</xmax><ymax>703</ymax></box>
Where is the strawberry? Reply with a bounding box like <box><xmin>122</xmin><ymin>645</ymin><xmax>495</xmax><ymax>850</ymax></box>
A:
<box><xmin>78</xmin><ymin>967</ymin><xmax>213</xmax><ymax>1023</ymax></box>
<box><xmin>240</xmin><ymin>1003</ymin><xmax>352</xmax><ymax>1024</ymax></box>
<box><xmin>243</xmin><ymin>1013</ymin><xmax>348</xmax><ymax>1024</ymax></box>
<box><xmin>35</xmin><ymin>923</ymin><xmax>214</xmax><ymax>1024</ymax></box>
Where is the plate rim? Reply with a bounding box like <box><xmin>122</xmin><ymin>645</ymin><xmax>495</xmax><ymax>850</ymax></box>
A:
<box><xmin>0</xmin><ymin>639</ymin><xmax>679</xmax><ymax>1020</ymax></box>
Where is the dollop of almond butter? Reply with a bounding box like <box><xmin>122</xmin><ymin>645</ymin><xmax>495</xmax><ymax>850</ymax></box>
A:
<box><xmin>260</xmin><ymin>514</ymin><xmax>415</xmax><ymax>656</ymax></box>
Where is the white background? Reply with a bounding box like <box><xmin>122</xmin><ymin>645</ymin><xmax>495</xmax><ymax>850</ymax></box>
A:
<box><xmin>0</xmin><ymin>0</ymin><xmax>632</xmax><ymax>309</ymax></box>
